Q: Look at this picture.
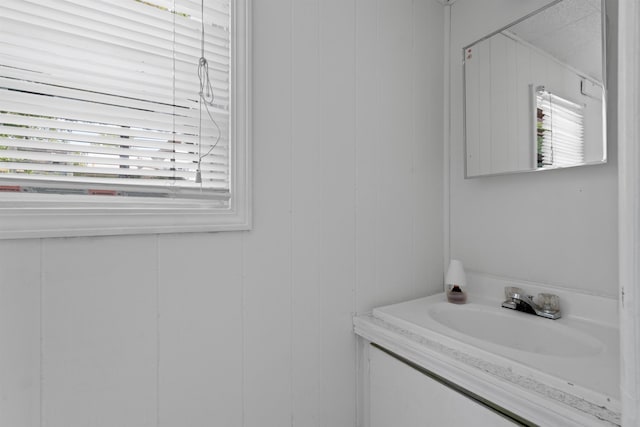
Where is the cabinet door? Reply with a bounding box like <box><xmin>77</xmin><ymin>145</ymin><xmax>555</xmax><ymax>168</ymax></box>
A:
<box><xmin>369</xmin><ymin>346</ymin><xmax>517</xmax><ymax>427</ymax></box>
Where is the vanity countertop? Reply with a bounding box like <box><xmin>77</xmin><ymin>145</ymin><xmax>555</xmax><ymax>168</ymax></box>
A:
<box><xmin>354</xmin><ymin>290</ymin><xmax>620</xmax><ymax>427</ymax></box>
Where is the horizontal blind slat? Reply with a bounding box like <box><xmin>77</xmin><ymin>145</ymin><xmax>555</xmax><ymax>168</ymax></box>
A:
<box><xmin>0</xmin><ymin>91</ymin><xmax>230</xmax><ymax>134</ymax></box>
<box><xmin>3</xmin><ymin>1</ymin><xmax>231</xmax><ymax>56</ymax></box>
<box><xmin>0</xmin><ymin>39</ymin><xmax>230</xmax><ymax>99</ymax></box>
<box><xmin>0</xmin><ymin>40</ymin><xmax>231</xmax><ymax>91</ymax></box>
<box><xmin>0</xmin><ymin>138</ymin><xmax>229</xmax><ymax>166</ymax></box>
<box><xmin>1</xmin><ymin>160</ymin><xmax>229</xmax><ymax>182</ymax></box>
<box><xmin>0</xmin><ymin>114</ymin><xmax>228</xmax><ymax>146</ymax></box>
<box><xmin>0</xmin><ymin>74</ymin><xmax>230</xmax><ymax>120</ymax></box>
<box><xmin>1</xmin><ymin>174</ymin><xmax>231</xmax><ymax>193</ymax></box>
<box><xmin>0</xmin><ymin>62</ymin><xmax>229</xmax><ymax>110</ymax></box>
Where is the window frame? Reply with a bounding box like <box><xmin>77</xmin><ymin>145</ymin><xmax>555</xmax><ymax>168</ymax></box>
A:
<box><xmin>0</xmin><ymin>0</ymin><xmax>252</xmax><ymax>239</ymax></box>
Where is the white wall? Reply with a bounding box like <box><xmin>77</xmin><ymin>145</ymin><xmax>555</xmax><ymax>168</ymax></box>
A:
<box><xmin>0</xmin><ymin>1</ymin><xmax>444</xmax><ymax>426</ymax></box>
<box><xmin>449</xmin><ymin>0</ymin><xmax>618</xmax><ymax>297</ymax></box>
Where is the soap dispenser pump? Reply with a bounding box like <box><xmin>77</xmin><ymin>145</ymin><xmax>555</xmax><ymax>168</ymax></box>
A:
<box><xmin>445</xmin><ymin>259</ymin><xmax>467</xmax><ymax>304</ymax></box>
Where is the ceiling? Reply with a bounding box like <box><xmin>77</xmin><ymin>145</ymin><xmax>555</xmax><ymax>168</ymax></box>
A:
<box><xmin>506</xmin><ymin>0</ymin><xmax>603</xmax><ymax>83</ymax></box>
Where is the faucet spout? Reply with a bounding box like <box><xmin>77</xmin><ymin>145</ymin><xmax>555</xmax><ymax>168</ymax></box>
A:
<box><xmin>501</xmin><ymin>287</ymin><xmax>561</xmax><ymax>320</ymax></box>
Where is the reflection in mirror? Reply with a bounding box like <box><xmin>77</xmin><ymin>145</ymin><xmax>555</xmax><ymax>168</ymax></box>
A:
<box><xmin>535</xmin><ymin>85</ymin><xmax>585</xmax><ymax>168</ymax></box>
<box><xmin>463</xmin><ymin>0</ymin><xmax>606</xmax><ymax>178</ymax></box>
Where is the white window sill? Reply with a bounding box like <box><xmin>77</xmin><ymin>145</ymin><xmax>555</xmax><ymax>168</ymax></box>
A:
<box><xmin>0</xmin><ymin>192</ymin><xmax>251</xmax><ymax>239</ymax></box>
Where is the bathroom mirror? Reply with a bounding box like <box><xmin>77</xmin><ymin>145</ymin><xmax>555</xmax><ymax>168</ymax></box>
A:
<box><xmin>463</xmin><ymin>0</ymin><xmax>606</xmax><ymax>178</ymax></box>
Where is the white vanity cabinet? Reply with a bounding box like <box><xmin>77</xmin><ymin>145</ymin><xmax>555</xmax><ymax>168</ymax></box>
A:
<box><xmin>369</xmin><ymin>345</ymin><xmax>518</xmax><ymax>427</ymax></box>
<box><xmin>355</xmin><ymin>290</ymin><xmax>621</xmax><ymax>426</ymax></box>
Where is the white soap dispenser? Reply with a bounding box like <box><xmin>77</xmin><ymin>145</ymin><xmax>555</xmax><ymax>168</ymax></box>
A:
<box><xmin>445</xmin><ymin>259</ymin><xmax>467</xmax><ymax>304</ymax></box>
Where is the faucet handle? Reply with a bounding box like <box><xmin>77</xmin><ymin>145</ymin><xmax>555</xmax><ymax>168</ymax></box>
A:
<box><xmin>504</xmin><ymin>286</ymin><xmax>525</xmax><ymax>300</ymax></box>
<box><xmin>537</xmin><ymin>293</ymin><xmax>560</xmax><ymax>314</ymax></box>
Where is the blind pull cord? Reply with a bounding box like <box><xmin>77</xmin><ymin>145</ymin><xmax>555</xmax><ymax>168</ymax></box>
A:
<box><xmin>196</xmin><ymin>0</ymin><xmax>222</xmax><ymax>184</ymax></box>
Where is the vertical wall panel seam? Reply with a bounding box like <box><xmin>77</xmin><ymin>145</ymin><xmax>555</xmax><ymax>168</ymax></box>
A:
<box><xmin>374</xmin><ymin>0</ymin><xmax>381</xmax><ymax>321</ymax></box>
<box><xmin>635</xmin><ymin>2</ymin><xmax>640</xmax><ymax>420</ymax></box>
<box><xmin>240</xmin><ymin>232</ymin><xmax>246</xmax><ymax>427</ymax></box>
<box><xmin>350</xmin><ymin>0</ymin><xmax>358</xmax><ymax>424</ymax></box>
<box><xmin>319</xmin><ymin>2</ymin><xmax>325</xmax><ymax>425</ymax></box>
<box><xmin>319</xmin><ymin>3</ymin><xmax>324</xmax><ymax>423</ymax></box>
<box><xmin>240</xmin><ymin>1</ymin><xmax>249</xmax><ymax>419</ymax></box>
<box><xmin>155</xmin><ymin>235</ymin><xmax>160</xmax><ymax>427</ymax></box>
<box><xmin>443</xmin><ymin>2</ymin><xmax>452</xmax><ymax>287</ymax></box>
<box><xmin>353</xmin><ymin>1</ymin><xmax>361</xmax><ymax>426</ymax></box>
<box><xmin>39</xmin><ymin>239</ymin><xmax>43</xmax><ymax>427</ymax></box>
<box><xmin>289</xmin><ymin>0</ymin><xmax>295</xmax><ymax>425</ymax></box>
<box><xmin>315</xmin><ymin>3</ymin><xmax>322</xmax><ymax>426</ymax></box>
<box><xmin>351</xmin><ymin>0</ymin><xmax>357</xmax><ymax>308</ymax></box>
<box><xmin>636</xmin><ymin>3</ymin><xmax>640</xmax><ymax>418</ymax></box>
<box><xmin>411</xmin><ymin>0</ymin><xmax>417</xmax><ymax>294</ymax></box>
<box><xmin>351</xmin><ymin>1</ymin><xmax>358</xmax><ymax>311</ymax></box>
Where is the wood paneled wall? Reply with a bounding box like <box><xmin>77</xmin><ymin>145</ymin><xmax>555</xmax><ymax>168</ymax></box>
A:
<box><xmin>0</xmin><ymin>1</ymin><xmax>445</xmax><ymax>426</ymax></box>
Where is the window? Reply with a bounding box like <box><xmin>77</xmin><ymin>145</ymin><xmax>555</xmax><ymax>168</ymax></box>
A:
<box><xmin>0</xmin><ymin>0</ymin><xmax>251</xmax><ymax>238</ymax></box>
<box><xmin>534</xmin><ymin>86</ymin><xmax>585</xmax><ymax>169</ymax></box>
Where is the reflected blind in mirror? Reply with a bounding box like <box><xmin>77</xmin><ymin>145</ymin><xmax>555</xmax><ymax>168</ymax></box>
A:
<box><xmin>536</xmin><ymin>88</ymin><xmax>585</xmax><ymax>169</ymax></box>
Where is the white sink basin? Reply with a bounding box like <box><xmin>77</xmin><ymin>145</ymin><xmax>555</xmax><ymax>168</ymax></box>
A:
<box><xmin>371</xmin><ymin>293</ymin><xmax>619</xmax><ymax>404</ymax></box>
<box><xmin>426</xmin><ymin>303</ymin><xmax>604</xmax><ymax>357</ymax></box>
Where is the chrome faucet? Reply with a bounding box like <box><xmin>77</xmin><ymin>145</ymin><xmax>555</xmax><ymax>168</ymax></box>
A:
<box><xmin>501</xmin><ymin>286</ymin><xmax>561</xmax><ymax>319</ymax></box>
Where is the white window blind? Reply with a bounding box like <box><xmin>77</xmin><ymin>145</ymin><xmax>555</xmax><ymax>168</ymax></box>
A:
<box><xmin>0</xmin><ymin>0</ymin><xmax>232</xmax><ymax>203</ymax></box>
<box><xmin>535</xmin><ymin>87</ymin><xmax>585</xmax><ymax>169</ymax></box>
